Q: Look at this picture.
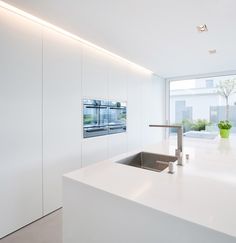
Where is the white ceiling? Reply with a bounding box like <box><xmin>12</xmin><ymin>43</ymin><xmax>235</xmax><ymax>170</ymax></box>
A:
<box><xmin>4</xmin><ymin>0</ymin><xmax>236</xmax><ymax>78</ymax></box>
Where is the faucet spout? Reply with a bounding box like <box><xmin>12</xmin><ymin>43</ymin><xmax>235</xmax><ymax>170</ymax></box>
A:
<box><xmin>149</xmin><ymin>124</ymin><xmax>183</xmax><ymax>165</ymax></box>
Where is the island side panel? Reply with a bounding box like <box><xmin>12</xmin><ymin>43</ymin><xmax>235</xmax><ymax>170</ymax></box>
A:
<box><xmin>63</xmin><ymin>177</ymin><xmax>235</xmax><ymax>243</ymax></box>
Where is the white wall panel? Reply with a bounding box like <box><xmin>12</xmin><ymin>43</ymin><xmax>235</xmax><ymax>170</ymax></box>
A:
<box><xmin>82</xmin><ymin>136</ymin><xmax>108</xmax><ymax>167</ymax></box>
<box><xmin>107</xmin><ymin>62</ymin><xmax>128</xmax><ymax>157</ymax></box>
<box><xmin>151</xmin><ymin>75</ymin><xmax>165</xmax><ymax>142</ymax></box>
<box><xmin>141</xmin><ymin>78</ymin><xmax>153</xmax><ymax>147</ymax></box>
<box><xmin>0</xmin><ymin>9</ymin><xmax>43</xmax><ymax>238</ymax></box>
<box><xmin>108</xmin><ymin>133</ymin><xmax>127</xmax><ymax>158</ymax></box>
<box><xmin>141</xmin><ymin>75</ymin><xmax>165</xmax><ymax>147</ymax></box>
<box><xmin>81</xmin><ymin>47</ymin><xmax>109</xmax><ymax>167</ymax></box>
<box><xmin>127</xmin><ymin>71</ymin><xmax>142</xmax><ymax>151</ymax></box>
<box><xmin>82</xmin><ymin>46</ymin><xmax>109</xmax><ymax>99</ymax></box>
<box><xmin>108</xmin><ymin>61</ymin><xmax>128</xmax><ymax>101</ymax></box>
<box><xmin>43</xmin><ymin>29</ymin><xmax>82</xmax><ymax>215</ymax></box>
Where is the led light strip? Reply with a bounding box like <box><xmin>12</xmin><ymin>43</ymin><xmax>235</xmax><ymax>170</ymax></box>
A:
<box><xmin>0</xmin><ymin>0</ymin><xmax>153</xmax><ymax>74</ymax></box>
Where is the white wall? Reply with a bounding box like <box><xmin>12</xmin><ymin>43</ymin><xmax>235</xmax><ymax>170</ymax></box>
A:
<box><xmin>0</xmin><ymin>6</ymin><xmax>165</xmax><ymax>238</ymax></box>
<box><xmin>0</xmin><ymin>8</ymin><xmax>43</xmax><ymax>237</ymax></box>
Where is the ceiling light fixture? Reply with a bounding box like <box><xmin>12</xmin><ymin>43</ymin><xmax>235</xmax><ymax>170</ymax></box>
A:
<box><xmin>0</xmin><ymin>1</ymin><xmax>153</xmax><ymax>75</ymax></box>
<box><xmin>197</xmin><ymin>24</ymin><xmax>208</xmax><ymax>32</ymax></box>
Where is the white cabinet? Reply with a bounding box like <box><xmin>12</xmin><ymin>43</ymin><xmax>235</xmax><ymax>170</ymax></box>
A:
<box><xmin>141</xmin><ymin>75</ymin><xmax>165</xmax><ymax>147</ymax></box>
<box><xmin>82</xmin><ymin>46</ymin><xmax>109</xmax><ymax>99</ymax></box>
<box><xmin>0</xmin><ymin>9</ymin><xmax>43</xmax><ymax>238</ymax></box>
<box><xmin>81</xmin><ymin>47</ymin><xmax>109</xmax><ymax>167</ymax></box>
<box><xmin>107</xmin><ymin>62</ymin><xmax>128</xmax><ymax>158</ymax></box>
<box><xmin>108</xmin><ymin>133</ymin><xmax>127</xmax><ymax>158</ymax></box>
<box><xmin>82</xmin><ymin>136</ymin><xmax>108</xmax><ymax>167</ymax></box>
<box><xmin>43</xmin><ymin>29</ymin><xmax>82</xmax><ymax>215</ymax></box>
<box><xmin>127</xmin><ymin>71</ymin><xmax>142</xmax><ymax>151</ymax></box>
<box><xmin>149</xmin><ymin>75</ymin><xmax>165</xmax><ymax>143</ymax></box>
<box><xmin>108</xmin><ymin>61</ymin><xmax>128</xmax><ymax>101</ymax></box>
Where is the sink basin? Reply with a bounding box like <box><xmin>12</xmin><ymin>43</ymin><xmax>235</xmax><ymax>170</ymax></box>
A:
<box><xmin>117</xmin><ymin>152</ymin><xmax>178</xmax><ymax>172</ymax></box>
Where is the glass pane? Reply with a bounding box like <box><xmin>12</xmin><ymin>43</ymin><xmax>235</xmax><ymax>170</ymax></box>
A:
<box><xmin>169</xmin><ymin>75</ymin><xmax>236</xmax><ymax>138</ymax></box>
<box><xmin>83</xmin><ymin>99</ymin><xmax>127</xmax><ymax>138</ymax></box>
<box><xmin>83</xmin><ymin>99</ymin><xmax>109</xmax><ymax>138</ymax></box>
<box><xmin>108</xmin><ymin>101</ymin><xmax>127</xmax><ymax>134</ymax></box>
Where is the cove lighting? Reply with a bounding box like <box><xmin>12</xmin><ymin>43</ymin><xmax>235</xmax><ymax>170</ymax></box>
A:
<box><xmin>0</xmin><ymin>1</ymin><xmax>153</xmax><ymax>74</ymax></box>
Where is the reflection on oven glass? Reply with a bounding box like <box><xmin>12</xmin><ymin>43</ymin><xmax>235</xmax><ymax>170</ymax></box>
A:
<box><xmin>108</xmin><ymin>101</ymin><xmax>126</xmax><ymax>134</ymax></box>
<box><xmin>83</xmin><ymin>99</ymin><xmax>126</xmax><ymax>138</ymax></box>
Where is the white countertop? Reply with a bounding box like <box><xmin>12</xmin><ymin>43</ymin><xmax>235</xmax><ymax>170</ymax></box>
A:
<box><xmin>64</xmin><ymin>136</ymin><xmax>236</xmax><ymax>238</ymax></box>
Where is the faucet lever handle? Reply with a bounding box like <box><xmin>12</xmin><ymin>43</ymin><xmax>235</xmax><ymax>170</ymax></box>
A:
<box><xmin>168</xmin><ymin>162</ymin><xmax>175</xmax><ymax>174</ymax></box>
<box><xmin>175</xmin><ymin>149</ymin><xmax>183</xmax><ymax>166</ymax></box>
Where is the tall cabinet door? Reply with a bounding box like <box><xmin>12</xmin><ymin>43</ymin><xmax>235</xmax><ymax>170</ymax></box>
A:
<box><xmin>81</xmin><ymin>46</ymin><xmax>109</xmax><ymax>167</ymax></box>
<box><xmin>0</xmin><ymin>9</ymin><xmax>43</xmax><ymax>238</ymax></box>
<box><xmin>43</xmin><ymin>29</ymin><xmax>82</xmax><ymax>215</ymax></box>
<box><xmin>108</xmin><ymin>61</ymin><xmax>128</xmax><ymax>157</ymax></box>
<box><xmin>127</xmin><ymin>71</ymin><xmax>142</xmax><ymax>151</ymax></box>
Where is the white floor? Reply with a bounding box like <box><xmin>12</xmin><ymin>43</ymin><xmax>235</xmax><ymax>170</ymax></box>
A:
<box><xmin>0</xmin><ymin>209</ymin><xmax>62</xmax><ymax>243</ymax></box>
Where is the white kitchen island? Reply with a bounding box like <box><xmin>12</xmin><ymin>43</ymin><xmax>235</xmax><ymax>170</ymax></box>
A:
<box><xmin>63</xmin><ymin>136</ymin><xmax>236</xmax><ymax>243</ymax></box>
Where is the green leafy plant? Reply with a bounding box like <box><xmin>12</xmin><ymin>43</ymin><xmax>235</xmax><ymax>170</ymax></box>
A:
<box><xmin>172</xmin><ymin>119</ymin><xmax>211</xmax><ymax>133</ymax></box>
<box><xmin>192</xmin><ymin>119</ymin><xmax>211</xmax><ymax>131</ymax></box>
<box><xmin>181</xmin><ymin>119</ymin><xmax>193</xmax><ymax>132</ymax></box>
<box><xmin>218</xmin><ymin>120</ymin><xmax>232</xmax><ymax>130</ymax></box>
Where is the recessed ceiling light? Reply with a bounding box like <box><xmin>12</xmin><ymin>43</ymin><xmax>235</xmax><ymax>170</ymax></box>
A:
<box><xmin>197</xmin><ymin>24</ymin><xmax>208</xmax><ymax>32</ymax></box>
<box><xmin>208</xmin><ymin>49</ymin><xmax>216</xmax><ymax>54</ymax></box>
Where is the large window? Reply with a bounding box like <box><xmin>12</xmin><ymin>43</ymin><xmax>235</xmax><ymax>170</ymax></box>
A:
<box><xmin>169</xmin><ymin>75</ymin><xmax>236</xmax><ymax>138</ymax></box>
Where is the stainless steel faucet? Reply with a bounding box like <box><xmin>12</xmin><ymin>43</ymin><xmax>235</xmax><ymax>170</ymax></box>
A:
<box><xmin>149</xmin><ymin>124</ymin><xmax>183</xmax><ymax>165</ymax></box>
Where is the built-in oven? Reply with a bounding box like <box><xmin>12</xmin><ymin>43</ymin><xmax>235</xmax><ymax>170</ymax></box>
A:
<box><xmin>83</xmin><ymin>99</ymin><xmax>109</xmax><ymax>138</ymax></box>
<box><xmin>83</xmin><ymin>99</ymin><xmax>127</xmax><ymax>138</ymax></box>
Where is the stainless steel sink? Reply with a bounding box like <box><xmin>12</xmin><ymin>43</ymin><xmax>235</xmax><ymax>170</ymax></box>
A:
<box><xmin>117</xmin><ymin>152</ymin><xmax>178</xmax><ymax>172</ymax></box>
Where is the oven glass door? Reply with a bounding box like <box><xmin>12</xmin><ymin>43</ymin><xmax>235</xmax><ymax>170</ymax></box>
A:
<box><xmin>108</xmin><ymin>101</ymin><xmax>127</xmax><ymax>134</ymax></box>
<box><xmin>83</xmin><ymin>99</ymin><xmax>109</xmax><ymax>138</ymax></box>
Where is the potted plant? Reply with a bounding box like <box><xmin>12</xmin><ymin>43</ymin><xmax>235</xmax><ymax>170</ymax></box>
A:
<box><xmin>218</xmin><ymin>120</ymin><xmax>232</xmax><ymax>138</ymax></box>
